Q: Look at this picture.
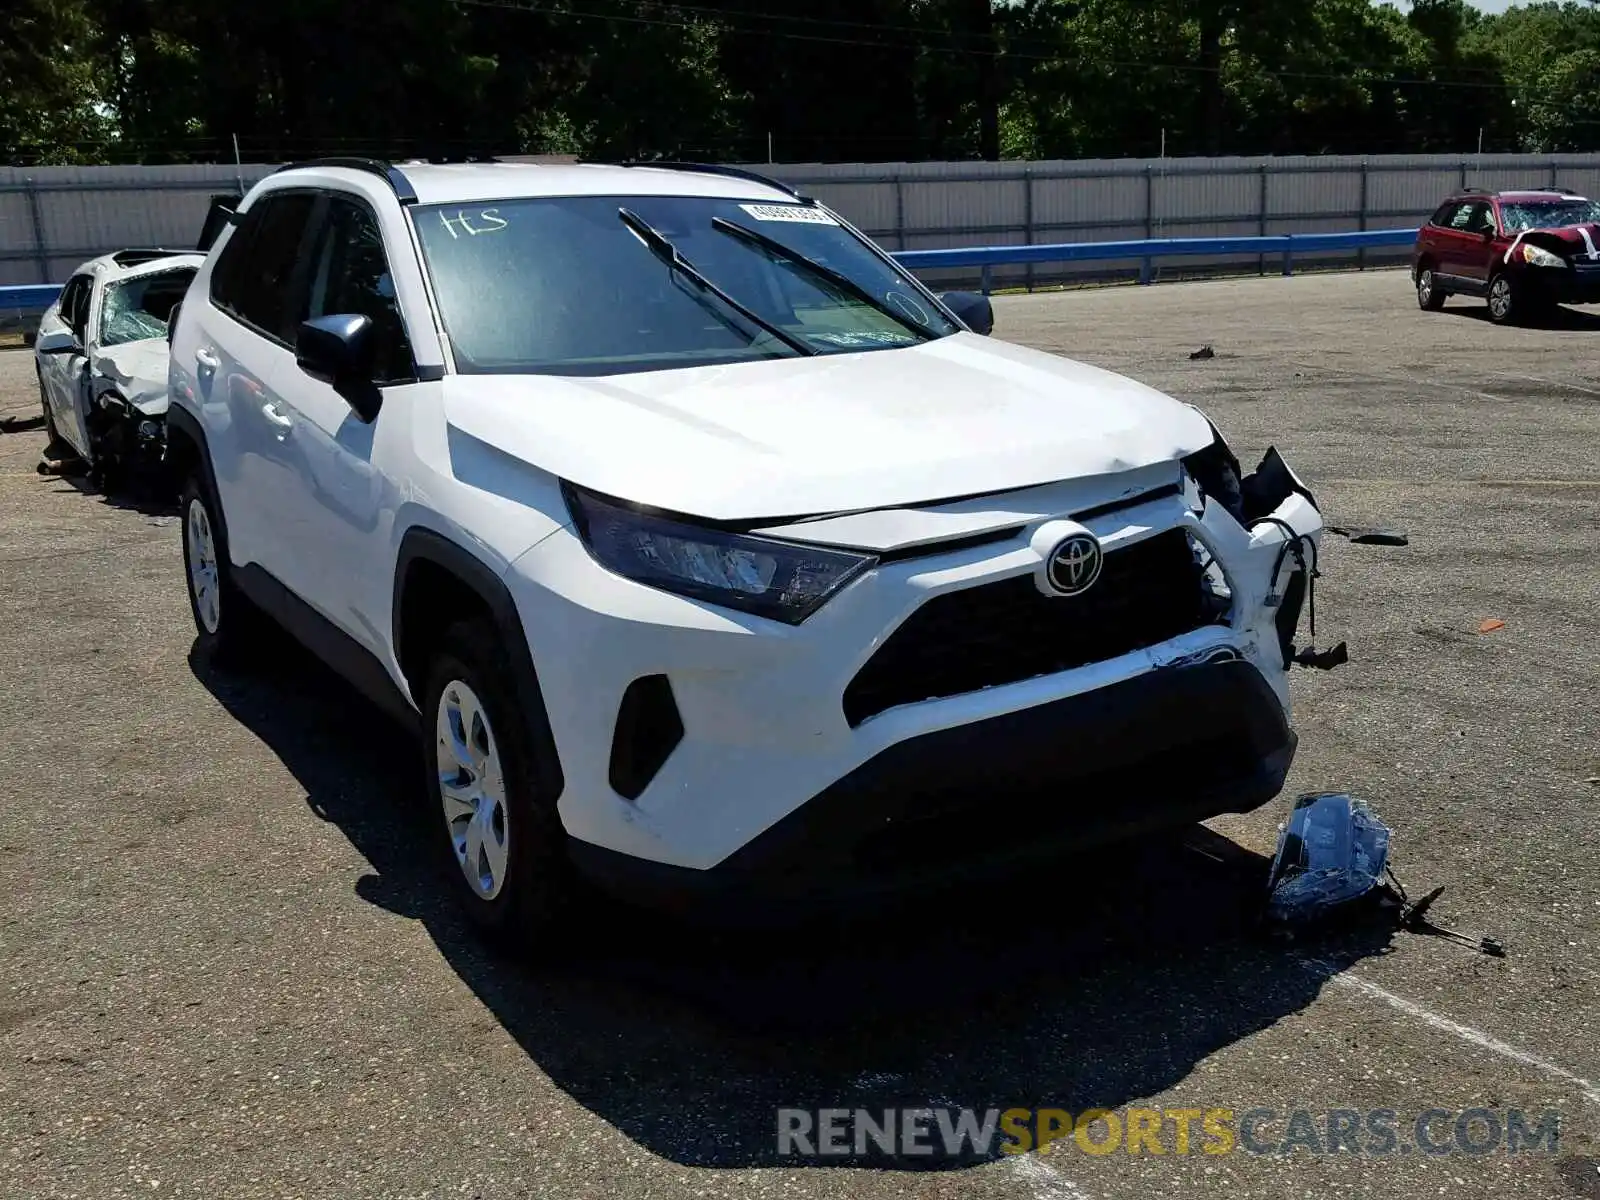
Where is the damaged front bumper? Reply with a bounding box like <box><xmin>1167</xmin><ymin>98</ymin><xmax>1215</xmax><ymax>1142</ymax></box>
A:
<box><xmin>87</xmin><ymin>391</ymin><xmax>168</xmax><ymax>475</ymax></box>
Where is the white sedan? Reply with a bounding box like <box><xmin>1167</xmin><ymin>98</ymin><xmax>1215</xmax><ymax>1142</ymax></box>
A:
<box><xmin>33</xmin><ymin>249</ymin><xmax>203</xmax><ymax>485</ymax></box>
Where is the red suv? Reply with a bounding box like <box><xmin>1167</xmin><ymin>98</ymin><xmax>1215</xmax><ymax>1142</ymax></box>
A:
<box><xmin>1412</xmin><ymin>187</ymin><xmax>1600</xmax><ymax>324</ymax></box>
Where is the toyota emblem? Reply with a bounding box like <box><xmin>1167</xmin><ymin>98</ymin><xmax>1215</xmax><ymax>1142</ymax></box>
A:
<box><xmin>1046</xmin><ymin>533</ymin><xmax>1103</xmax><ymax>596</ymax></box>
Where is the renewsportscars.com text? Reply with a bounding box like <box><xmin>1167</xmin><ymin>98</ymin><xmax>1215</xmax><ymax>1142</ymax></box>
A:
<box><xmin>776</xmin><ymin>1106</ymin><xmax>1561</xmax><ymax>1159</ymax></box>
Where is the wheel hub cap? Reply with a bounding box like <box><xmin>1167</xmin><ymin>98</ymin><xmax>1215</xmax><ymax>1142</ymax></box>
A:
<box><xmin>185</xmin><ymin>497</ymin><xmax>220</xmax><ymax>634</ymax></box>
<box><xmin>436</xmin><ymin>681</ymin><xmax>509</xmax><ymax>901</ymax></box>
<box><xmin>1491</xmin><ymin>280</ymin><xmax>1511</xmax><ymax>317</ymax></box>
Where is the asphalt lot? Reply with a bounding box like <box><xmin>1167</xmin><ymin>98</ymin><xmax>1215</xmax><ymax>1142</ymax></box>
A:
<box><xmin>1</xmin><ymin>268</ymin><xmax>1597</xmax><ymax>1200</ymax></box>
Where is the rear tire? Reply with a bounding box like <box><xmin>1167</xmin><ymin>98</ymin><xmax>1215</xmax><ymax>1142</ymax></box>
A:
<box><xmin>181</xmin><ymin>472</ymin><xmax>264</xmax><ymax>664</ymax></box>
<box><xmin>422</xmin><ymin>618</ymin><xmax>576</xmax><ymax>957</ymax></box>
<box><xmin>1416</xmin><ymin>265</ymin><xmax>1446</xmax><ymax>311</ymax></box>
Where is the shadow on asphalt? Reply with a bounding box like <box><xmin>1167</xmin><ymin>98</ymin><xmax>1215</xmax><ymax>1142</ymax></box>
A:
<box><xmin>1445</xmin><ymin>301</ymin><xmax>1600</xmax><ymax>330</ymax></box>
<box><xmin>191</xmin><ymin>633</ymin><xmax>1395</xmax><ymax>1171</ymax></box>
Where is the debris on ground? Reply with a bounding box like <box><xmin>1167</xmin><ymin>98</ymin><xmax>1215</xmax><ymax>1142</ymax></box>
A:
<box><xmin>1479</xmin><ymin>618</ymin><xmax>1506</xmax><ymax>634</ymax></box>
<box><xmin>1327</xmin><ymin>525</ymin><xmax>1409</xmax><ymax>546</ymax></box>
<box><xmin>1189</xmin><ymin>344</ymin><xmax>1215</xmax><ymax>360</ymax></box>
<box><xmin>1265</xmin><ymin>793</ymin><xmax>1391</xmax><ymax>925</ymax></box>
<box><xmin>0</xmin><ymin>414</ymin><xmax>45</xmax><ymax>434</ymax></box>
<box><xmin>1265</xmin><ymin>792</ymin><xmax>1505</xmax><ymax>956</ymax></box>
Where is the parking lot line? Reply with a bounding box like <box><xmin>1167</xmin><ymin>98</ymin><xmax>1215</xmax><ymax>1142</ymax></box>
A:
<box><xmin>1311</xmin><ymin>962</ymin><xmax>1600</xmax><ymax>1108</ymax></box>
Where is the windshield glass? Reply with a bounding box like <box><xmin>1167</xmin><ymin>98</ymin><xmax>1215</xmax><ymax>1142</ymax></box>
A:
<box><xmin>1499</xmin><ymin>200</ymin><xmax>1600</xmax><ymax>233</ymax></box>
<box><xmin>412</xmin><ymin>195</ymin><xmax>959</xmax><ymax>376</ymax></box>
<box><xmin>100</xmin><ymin>268</ymin><xmax>196</xmax><ymax>347</ymax></box>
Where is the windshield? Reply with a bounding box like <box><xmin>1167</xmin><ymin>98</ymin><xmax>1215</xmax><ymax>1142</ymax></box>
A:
<box><xmin>411</xmin><ymin>195</ymin><xmax>959</xmax><ymax>376</ymax></box>
<box><xmin>100</xmin><ymin>268</ymin><xmax>196</xmax><ymax>347</ymax></box>
<box><xmin>1499</xmin><ymin>200</ymin><xmax>1600</xmax><ymax>233</ymax></box>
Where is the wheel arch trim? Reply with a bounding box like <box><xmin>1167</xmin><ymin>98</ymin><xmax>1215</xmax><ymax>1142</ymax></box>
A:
<box><xmin>393</xmin><ymin>527</ymin><xmax>566</xmax><ymax>802</ymax></box>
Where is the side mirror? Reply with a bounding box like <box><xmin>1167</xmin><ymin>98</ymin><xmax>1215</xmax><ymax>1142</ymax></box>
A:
<box><xmin>297</xmin><ymin>314</ymin><xmax>381</xmax><ymax>421</ymax></box>
<box><xmin>34</xmin><ymin>327</ymin><xmax>79</xmax><ymax>355</ymax></box>
<box><xmin>938</xmin><ymin>291</ymin><xmax>995</xmax><ymax>336</ymax></box>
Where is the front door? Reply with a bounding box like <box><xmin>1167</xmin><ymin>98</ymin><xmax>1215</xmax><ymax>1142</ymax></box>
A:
<box><xmin>38</xmin><ymin>274</ymin><xmax>95</xmax><ymax>458</ymax></box>
<box><xmin>249</xmin><ymin>191</ymin><xmax>418</xmax><ymax>658</ymax></box>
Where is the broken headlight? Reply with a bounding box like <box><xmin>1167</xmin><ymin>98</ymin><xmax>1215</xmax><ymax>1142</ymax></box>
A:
<box><xmin>1181</xmin><ymin>417</ymin><xmax>1246</xmax><ymax>524</ymax></box>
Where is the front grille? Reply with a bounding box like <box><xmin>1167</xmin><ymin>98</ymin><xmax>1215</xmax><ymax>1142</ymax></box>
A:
<box><xmin>842</xmin><ymin>527</ymin><xmax>1221</xmax><ymax>726</ymax></box>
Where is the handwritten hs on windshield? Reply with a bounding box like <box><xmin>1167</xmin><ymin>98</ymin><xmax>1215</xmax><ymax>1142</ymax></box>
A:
<box><xmin>439</xmin><ymin>209</ymin><xmax>508</xmax><ymax>238</ymax></box>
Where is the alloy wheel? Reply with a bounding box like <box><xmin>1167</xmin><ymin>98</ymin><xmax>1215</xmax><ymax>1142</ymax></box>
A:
<box><xmin>436</xmin><ymin>680</ymin><xmax>510</xmax><ymax>901</ymax></box>
<box><xmin>1489</xmin><ymin>277</ymin><xmax>1513</xmax><ymax>321</ymax></box>
<box><xmin>185</xmin><ymin>496</ymin><xmax>221</xmax><ymax>634</ymax></box>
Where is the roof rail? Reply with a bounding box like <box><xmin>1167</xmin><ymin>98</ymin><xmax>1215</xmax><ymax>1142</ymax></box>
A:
<box><xmin>272</xmin><ymin>157</ymin><xmax>418</xmax><ymax>204</ymax></box>
<box><xmin>612</xmin><ymin>159</ymin><xmax>807</xmax><ymax>201</ymax></box>
<box><xmin>109</xmin><ymin>248</ymin><xmax>195</xmax><ymax>267</ymax></box>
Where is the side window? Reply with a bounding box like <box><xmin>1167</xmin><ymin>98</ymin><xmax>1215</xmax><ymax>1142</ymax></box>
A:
<box><xmin>61</xmin><ymin>275</ymin><xmax>93</xmax><ymax>339</ymax></box>
<box><xmin>1430</xmin><ymin>202</ymin><xmax>1461</xmax><ymax>228</ymax></box>
<box><xmin>1465</xmin><ymin>202</ymin><xmax>1494</xmax><ymax>234</ymax></box>
<box><xmin>209</xmin><ymin>192</ymin><xmax>318</xmax><ymax>343</ymax></box>
<box><xmin>304</xmin><ymin>196</ymin><xmax>414</xmax><ymax>383</ymax></box>
<box><xmin>1446</xmin><ymin>204</ymin><xmax>1475</xmax><ymax>231</ymax></box>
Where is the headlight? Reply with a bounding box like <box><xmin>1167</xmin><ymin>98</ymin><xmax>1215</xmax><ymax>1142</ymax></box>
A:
<box><xmin>1520</xmin><ymin>243</ymin><xmax>1566</xmax><ymax>267</ymax></box>
<box><xmin>564</xmin><ymin>485</ymin><xmax>876</xmax><ymax>625</ymax></box>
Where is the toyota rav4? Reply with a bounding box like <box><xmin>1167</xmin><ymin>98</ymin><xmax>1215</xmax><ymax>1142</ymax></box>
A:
<box><xmin>166</xmin><ymin>157</ymin><xmax>1330</xmax><ymax>949</ymax></box>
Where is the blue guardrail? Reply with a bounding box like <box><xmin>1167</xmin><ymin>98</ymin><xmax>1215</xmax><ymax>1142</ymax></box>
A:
<box><xmin>0</xmin><ymin>227</ymin><xmax>1419</xmax><ymax>318</ymax></box>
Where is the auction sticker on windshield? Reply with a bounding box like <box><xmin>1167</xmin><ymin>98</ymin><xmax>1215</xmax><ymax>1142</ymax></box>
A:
<box><xmin>739</xmin><ymin>203</ymin><xmax>839</xmax><ymax>225</ymax></box>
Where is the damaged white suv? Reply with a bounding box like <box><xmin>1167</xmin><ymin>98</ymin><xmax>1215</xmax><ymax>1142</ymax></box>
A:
<box><xmin>167</xmin><ymin>158</ymin><xmax>1332</xmax><ymax>948</ymax></box>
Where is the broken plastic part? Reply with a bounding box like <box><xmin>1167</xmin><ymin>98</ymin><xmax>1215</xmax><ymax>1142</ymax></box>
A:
<box><xmin>1327</xmin><ymin>525</ymin><xmax>1409</xmax><ymax>547</ymax></box>
<box><xmin>1293</xmin><ymin>641</ymin><xmax>1348</xmax><ymax>671</ymax></box>
<box><xmin>1241</xmin><ymin>446</ymin><xmax>1320</xmax><ymax>521</ymax></box>
<box><xmin>1265</xmin><ymin>792</ymin><xmax>1392</xmax><ymax>924</ymax></box>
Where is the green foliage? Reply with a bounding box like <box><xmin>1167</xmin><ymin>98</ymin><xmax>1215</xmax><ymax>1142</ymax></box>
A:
<box><xmin>8</xmin><ymin>0</ymin><xmax>1600</xmax><ymax>164</ymax></box>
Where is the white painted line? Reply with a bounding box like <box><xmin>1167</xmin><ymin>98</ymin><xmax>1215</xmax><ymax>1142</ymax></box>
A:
<box><xmin>1007</xmin><ymin>1152</ymin><xmax>1093</xmax><ymax>1200</ymax></box>
<box><xmin>1478</xmin><ymin>368</ymin><xmax>1600</xmax><ymax>397</ymax></box>
<box><xmin>1307</xmin><ymin>962</ymin><xmax>1600</xmax><ymax>1108</ymax></box>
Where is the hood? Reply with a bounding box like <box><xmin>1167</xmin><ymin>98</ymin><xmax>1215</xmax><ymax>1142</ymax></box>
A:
<box><xmin>93</xmin><ymin>337</ymin><xmax>172</xmax><ymax>415</ymax></box>
<box><xmin>442</xmin><ymin>333</ymin><xmax>1213</xmax><ymax>520</ymax></box>
<box><xmin>1514</xmin><ymin>222</ymin><xmax>1600</xmax><ymax>259</ymax></box>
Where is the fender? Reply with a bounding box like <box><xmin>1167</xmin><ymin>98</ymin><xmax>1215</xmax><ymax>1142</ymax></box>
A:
<box><xmin>166</xmin><ymin>404</ymin><xmax>223</xmax><ymax>526</ymax></box>
<box><xmin>393</xmin><ymin>528</ymin><xmax>566</xmax><ymax>802</ymax></box>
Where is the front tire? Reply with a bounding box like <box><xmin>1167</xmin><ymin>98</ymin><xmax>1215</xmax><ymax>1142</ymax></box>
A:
<box><xmin>423</xmin><ymin>619</ymin><xmax>575</xmax><ymax>956</ymax></box>
<box><xmin>181</xmin><ymin>473</ymin><xmax>263</xmax><ymax>663</ymax></box>
<box><xmin>1416</xmin><ymin>265</ymin><xmax>1446</xmax><ymax>311</ymax></box>
<box><xmin>1487</xmin><ymin>273</ymin><xmax>1519</xmax><ymax>325</ymax></box>
<box><xmin>36</xmin><ymin>369</ymin><xmax>68</xmax><ymax>459</ymax></box>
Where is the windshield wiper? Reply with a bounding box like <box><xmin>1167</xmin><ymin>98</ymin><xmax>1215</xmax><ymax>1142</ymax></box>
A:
<box><xmin>617</xmin><ymin>208</ymin><xmax>814</xmax><ymax>357</ymax></box>
<box><xmin>711</xmin><ymin>217</ymin><xmax>934</xmax><ymax>342</ymax></box>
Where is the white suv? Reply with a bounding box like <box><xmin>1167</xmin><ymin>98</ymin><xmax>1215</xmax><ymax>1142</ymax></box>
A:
<box><xmin>167</xmin><ymin>157</ymin><xmax>1329</xmax><ymax>948</ymax></box>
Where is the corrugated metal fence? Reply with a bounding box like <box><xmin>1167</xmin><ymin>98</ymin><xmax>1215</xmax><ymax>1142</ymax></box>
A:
<box><xmin>7</xmin><ymin>152</ymin><xmax>1600</xmax><ymax>288</ymax></box>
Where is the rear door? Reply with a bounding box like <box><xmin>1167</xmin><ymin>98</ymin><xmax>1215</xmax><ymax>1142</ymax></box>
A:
<box><xmin>181</xmin><ymin>190</ymin><xmax>321</xmax><ymax>572</ymax></box>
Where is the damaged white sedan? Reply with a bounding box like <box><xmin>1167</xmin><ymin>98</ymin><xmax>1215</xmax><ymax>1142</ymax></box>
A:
<box><xmin>33</xmin><ymin>249</ymin><xmax>202</xmax><ymax>486</ymax></box>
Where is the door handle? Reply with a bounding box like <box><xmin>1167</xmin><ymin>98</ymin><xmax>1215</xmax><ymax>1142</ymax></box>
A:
<box><xmin>261</xmin><ymin>402</ymin><xmax>294</xmax><ymax>431</ymax></box>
